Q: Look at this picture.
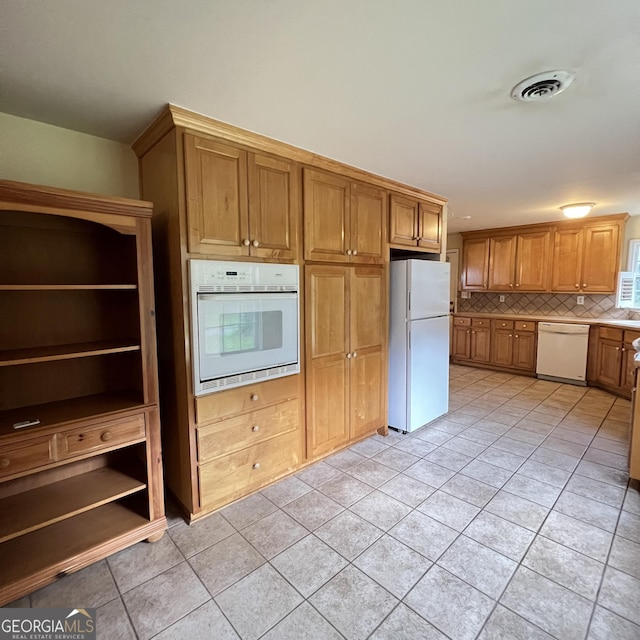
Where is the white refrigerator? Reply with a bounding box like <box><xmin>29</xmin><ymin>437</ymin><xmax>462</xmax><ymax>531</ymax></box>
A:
<box><xmin>388</xmin><ymin>259</ymin><xmax>450</xmax><ymax>433</ymax></box>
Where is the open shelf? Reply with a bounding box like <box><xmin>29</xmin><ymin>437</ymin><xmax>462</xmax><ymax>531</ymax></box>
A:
<box><xmin>0</xmin><ymin>284</ymin><xmax>138</xmax><ymax>291</ymax></box>
<box><xmin>0</xmin><ymin>501</ymin><xmax>152</xmax><ymax>592</ymax></box>
<box><xmin>0</xmin><ymin>466</ymin><xmax>146</xmax><ymax>543</ymax></box>
<box><xmin>0</xmin><ymin>340</ymin><xmax>141</xmax><ymax>367</ymax></box>
<box><xmin>0</xmin><ymin>391</ymin><xmax>145</xmax><ymax>435</ymax></box>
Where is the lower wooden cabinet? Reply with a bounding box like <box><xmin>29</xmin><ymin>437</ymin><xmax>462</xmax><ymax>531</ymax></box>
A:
<box><xmin>451</xmin><ymin>317</ymin><xmax>490</xmax><ymax>364</ymax></box>
<box><xmin>305</xmin><ymin>264</ymin><xmax>386</xmax><ymax>458</ymax></box>
<box><xmin>593</xmin><ymin>327</ymin><xmax>640</xmax><ymax>397</ymax></box>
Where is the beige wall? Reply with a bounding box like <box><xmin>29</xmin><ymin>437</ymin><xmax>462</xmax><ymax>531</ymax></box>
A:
<box><xmin>0</xmin><ymin>113</ymin><xmax>139</xmax><ymax>199</ymax></box>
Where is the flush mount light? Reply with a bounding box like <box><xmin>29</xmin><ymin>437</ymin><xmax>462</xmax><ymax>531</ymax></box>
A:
<box><xmin>560</xmin><ymin>203</ymin><xmax>595</xmax><ymax>219</ymax></box>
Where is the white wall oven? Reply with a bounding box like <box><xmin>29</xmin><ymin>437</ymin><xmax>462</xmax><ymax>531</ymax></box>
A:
<box><xmin>190</xmin><ymin>260</ymin><xmax>300</xmax><ymax>395</ymax></box>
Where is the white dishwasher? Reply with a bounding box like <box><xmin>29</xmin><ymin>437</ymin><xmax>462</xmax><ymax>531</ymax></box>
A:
<box><xmin>536</xmin><ymin>322</ymin><xmax>590</xmax><ymax>385</ymax></box>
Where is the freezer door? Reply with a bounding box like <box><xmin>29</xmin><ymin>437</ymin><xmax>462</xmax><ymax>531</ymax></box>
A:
<box><xmin>408</xmin><ymin>260</ymin><xmax>450</xmax><ymax>320</ymax></box>
<box><xmin>408</xmin><ymin>315</ymin><xmax>450</xmax><ymax>431</ymax></box>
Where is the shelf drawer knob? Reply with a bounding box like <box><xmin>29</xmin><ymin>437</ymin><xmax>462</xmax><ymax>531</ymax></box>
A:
<box><xmin>0</xmin><ymin>458</ymin><xmax>9</xmax><ymax>469</ymax></box>
<box><xmin>250</xmin><ymin>394</ymin><xmax>259</xmax><ymax>401</ymax></box>
<box><xmin>523</xmin><ymin>324</ymin><xmax>527</xmax><ymax>328</ymax></box>
<box><xmin>583</xmin><ymin>283</ymin><xmax>587</xmax><ymax>288</ymax></box>
<box><xmin>251</xmin><ymin>425</ymin><xmax>260</xmax><ymax>432</ymax></box>
<box><xmin>252</xmin><ymin>240</ymin><xmax>260</xmax><ymax>247</ymax></box>
<box><xmin>243</xmin><ymin>239</ymin><xmax>251</xmax><ymax>246</ymax></box>
<box><xmin>100</xmin><ymin>431</ymin><xmax>113</xmax><ymax>442</ymax></box>
<box><xmin>575</xmin><ymin>284</ymin><xmax>580</xmax><ymax>288</ymax></box>
<box><xmin>346</xmin><ymin>249</ymin><xmax>352</xmax><ymax>255</ymax></box>
<box><xmin>252</xmin><ymin>462</ymin><xmax>261</xmax><ymax>470</ymax></box>
<box><xmin>352</xmin><ymin>250</ymin><xmax>358</xmax><ymax>256</ymax></box>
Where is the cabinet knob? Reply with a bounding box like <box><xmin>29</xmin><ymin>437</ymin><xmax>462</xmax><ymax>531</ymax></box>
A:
<box><xmin>501</xmin><ymin>323</ymin><xmax>506</xmax><ymax>327</ymax></box>
<box><xmin>252</xmin><ymin>240</ymin><xmax>260</xmax><ymax>247</ymax></box>
<box><xmin>250</xmin><ymin>394</ymin><xmax>259</xmax><ymax>401</ymax></box>
<box><xmin>622</xmin><ymin>347</ymin><xmax>626</xmax><ymax>352</ymax></box>
<box><xmin>522</xmin><ymin>324</ymin><xmax>527</xmax><ymax>328</ymax></box>
<box><xmin>515</xmin><ymin>334</ymin><xmax>519</xmax><ymax>338</ymax></box>
<box><xmin>509</xmin><ymin>284</ymin><xmax>514</xmax><ymax>288</ymax></box>
<box><xmin>509</xmin><ymin>334</ymin><xmax>513</xmax><ymax>338</ymax></box>
<box><xmin>466</xmin><ymin>330</ymin><xmax>470</xmax><ymax>334</ymax></box>
<box><xmin>243</xmin><ymin>239</ymin><xmax>251</xmax><ymax>246</ymax></box>
<box><xmin>100</xmin><ymin>431</ymin><xmax>113</xmax><ymax>442</ymax></box>
<box><xmin>346</xmin><ymin>249</ymin><xmax>352</xmax><ymax>255</ymax></box>
<box><xmin>346</xmin><ymin>353</ymin><xmax>352</xmax><ymax>359</ymax></box>
<box><xmin>575</xmin><ymin>284</ymin><xmax>580</xmax><ymax>288</ymax></box>
<box><xmin>352</xmin><ymin>250</ymin><xmax>358</xmax><ymax>256</ymax></box>
<box><xmin>352</xmin><ymin>352</ymin><xmax>358</xmax><ymax>358</ymax></box>
<box><xmin>251</xmin><ymin>425</ymin><xmax>260</xmax><ymax>432</ymax></box>
<box><xmin>616</xmin><ymin>347</ymin><xmax>620</xmax><ymax>351</ymax></box>
<box><xmin>515</xmin><ymin>284</ymin><xmax>520</xmax><ymax>287</ymax></box>
<box><xmin>583</xmin><ymin>283</ymin><xmax>587</xmax><ymax>288</ymax></box>
<box><xmin>252</xmin><ymin>462</ymin><xmax>261</xmax><ymax>470</ymax></box>
<box><xmin>0</xmin><ymin>458</ymin><xmax>9</xmax><ymax>469</ymax></box>
<box><xmin>472</xmin><ymin>331</ymin><xmax>475</xmax><ymax>335</ymax></box>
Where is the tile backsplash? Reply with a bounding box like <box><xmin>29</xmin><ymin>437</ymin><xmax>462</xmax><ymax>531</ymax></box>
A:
<box><xmin>457</xmin><ymin>292</ymin><xmax>640</xmax><ymax>320</ymax></box>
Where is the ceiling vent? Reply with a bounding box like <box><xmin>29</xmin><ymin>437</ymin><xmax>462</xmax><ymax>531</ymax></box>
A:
<box><xmin>511</xmin><ymin>70</ymin><xmax>575</xmax><ymax>102</ymax></box>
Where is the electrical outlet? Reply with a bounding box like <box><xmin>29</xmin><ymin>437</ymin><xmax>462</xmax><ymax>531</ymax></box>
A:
<box><xmin>577</xmin><ymin>295</ymin><xmax>585</xmax><ymax>305</ymax></box>
<box><xmin>461</xmin><ymin>290</ymin><xmax>471</xmax><ymax>299</ymax></box>
<box><xmin>499</xmin><ymin>295</ymin><xmax>506</xmax><ymax>303</ymax></box>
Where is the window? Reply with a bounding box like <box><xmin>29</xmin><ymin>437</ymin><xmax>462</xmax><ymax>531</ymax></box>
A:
<box><xmin>616</xmin><ymin>239</ymin><xmax>640</xmax><ymax>309</ymax></box>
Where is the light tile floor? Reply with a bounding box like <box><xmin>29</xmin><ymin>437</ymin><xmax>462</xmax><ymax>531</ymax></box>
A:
<box><xmin>6</xmin><ymin>365</ymin><xmax>640</xmax><ymax>639</ymax></box>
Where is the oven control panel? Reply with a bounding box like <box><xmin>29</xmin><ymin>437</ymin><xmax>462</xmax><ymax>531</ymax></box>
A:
<box><xmin>190</xmin><ymin>260</ymin><xmax>299</xmax><ymax>289</ymax></box>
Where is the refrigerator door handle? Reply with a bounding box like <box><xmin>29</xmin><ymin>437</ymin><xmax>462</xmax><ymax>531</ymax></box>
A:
<box><xmin>408</xmin><ymin>329</ymin><xmax>411</xmax><ymax>350</ymax></box>
<box><xmin>408</xmin><ymin>290</ymin><xmax>411</xmax><ymax>313</ymax></box>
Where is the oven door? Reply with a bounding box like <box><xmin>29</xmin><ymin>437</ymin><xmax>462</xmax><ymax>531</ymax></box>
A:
<box><xmin>196</xmin><ymin>292</ymin><xmax>299</xmax><ymax>384</ymax></box>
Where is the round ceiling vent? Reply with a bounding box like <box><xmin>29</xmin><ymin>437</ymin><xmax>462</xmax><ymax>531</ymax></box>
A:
<box><xmin>511</xmin><ymin>70</ymin><xmax>575</xmax><ymax>102</ymax></box>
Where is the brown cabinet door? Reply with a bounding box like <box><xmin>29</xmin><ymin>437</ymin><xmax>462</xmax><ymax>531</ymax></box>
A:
<box><xmin>488</xmin><ymin>236</ymin><xmax>517</xmax><ymax>291</ymax></box>
<box><xmin>305</xmin><ymin>266</ymin><xmax>350</xmax><ymax>457</ymax></box>
<box><xmin>350</xmin><ymin>267</ymin><xmax>386</xmax><ymax>438</ymax></box>
<box><xmin>350</xmin><ymin>183</ymin><xmax>386</xmax><ymax>265</ymax></box>
<box><xmin>596</xmin><ymin>339</ymin><xmax>623</xmax><ymax>387</ymax></box>
<box><xmin>622</xmin><ymin>346</ymin><xmax>636</xmax><ymax>391</ymax></box>
<box><xmin>389</xmin><ymin>194</ymin><xmax>418</xmax><ymax>246</ymax></box>
<box><xmin>184</xmin><ymin>134</ymin><xmax>248</xmax><ymax>256</ymax></box>
<box><xmin>470</xmin><ymin>327</ymin><xmax>491</xmax><ymax>363</ymax></box>
<box><xmin>303</xmin><ymin>169</ymin><xmax>350</xmax><ymax>263</ymax></box>
<box><xmin>516</xmin><ymin>231</ymin><xmax>551</xmax><ymax>291</ymax></box>
<box><xmin>551</xmin><ymin>228</ymin><xmax>583</xmax><ymax>292</ymax></box>
<box><xmin>451</xmin><ymin>325</ymin><xmax>471</xmax><ymax>360</ymax></box>
<box><xmin>417</xmin><ymin>200</ymin><xmax>442</xmax><ymax>252</ymax></box>
<box><xmin>461</xmin><ymin>238</ymin><xmax>489</xmax><ymax>290</ymax></box>
<box><xmin>513</xmin><ymin>332</ymin><xmax>536</xmax><ymax>370</ymax></box>
<box><xmin>247</xmin><ymin>153</ymin><xmax>299</xmax><ymax>260</ymax></box>
<box><xmin>491</xmin><ymin>328</ymin><xmax>513</xmax><ymax>367</ymax></box>
<box><xmin>582</xmin><ymin>224</ymin><xmax>621</xmax><ymax>293</ymax></box>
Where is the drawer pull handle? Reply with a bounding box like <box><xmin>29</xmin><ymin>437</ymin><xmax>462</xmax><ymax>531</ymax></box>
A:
<box><xmin>252</xmin><ymin>240</ymin><xmax>260</xmax><ymax>247</ymax></box>
<box><xmin>100</xmin><ymin>431</ymin><xmax>113</xmax><ymax>442</ymax></box>
<box><xmin>251</xmin><ymin>425</ymin><xmax>260</xmax><ymax>432</ymax></box>
<box><xmin>502</xmin><ymin>323</ymin><xmax>506</xmax><ymax>327</ymax></box>
<box><xmin>346</xmin><ymin>249</ymin><xmax>352</xmax><ymax>255</ymax></box>
<box><xmin>0</xmin><ymin>458</ymin><xmax>9</xmax><ymax>470</ymax></box>
<box><xmin>243</xmin><ymin>239</ymin><xmax>251</xmax><ymax>246</ymax></box>
<box><xmin>352</xmin><ymin>352</ymin><xmax>358</xmax><ymax>358</ymax></box>
<box><xmin>352</xmin><ymin>250</ymin><xmax>358</xmax><ymax>256</ymax></box>
<box><xmin>250</xmin><ymin>394</ymin><xmax>259</xmax><ymax>401</ymax></box>
<box><xmin>252</xmin><ymin>462</ymin><xmax>261</xmax><ymax>470</ymax></box>
<box><xmin>523</xmin><ymin>324</ymin><xmax>527</xmax><ymax>328</ymax></box>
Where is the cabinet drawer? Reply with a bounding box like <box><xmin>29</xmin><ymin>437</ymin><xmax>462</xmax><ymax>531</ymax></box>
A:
<box><xmin>600</xmin><ymin>327</ymin><xmax>623</xmax><ymax>342</ymax></box>
<box><xmin>61</xmin><ymin>414</ymin><xmax>146</xmax><ymax>458</ymax></box>
<box><xmin>197</xmin><ymin>399</ymin><xmax>299</xmax><ymax>462</ymax></box>
<box><xmin>515</xmin><ymin>321</ymin><xmax>536</xmax><ymax>332</ymax></box>
<box><xmin>199</xmin><ymin>430</ymin><xmax>301</xmax><ymax>509</ymax></box>
<box><xmin>471</xmin><ymin>318</ymin><xmax>489</xmax><ymax>327</ymax></box>
<box><xmin>624</xmin><ymin>330</ymin><xmax>640</xmax><ymax>345</ymax></box>
<box><xmin>493</xmin><ymin>319</ymin><xmax>514</xmax><ymax>330</ymax></box>
<box><xmin>0</xmin><ymin>436</ymin><xmax>55</xmax><ymax>479</ymax></box>
<box><xmin>453</xmin><ymin>317</ymin><xmax>471</xmax><ymax>326</ymax></box>
<box><xmin>195</xmin><ymin>375</ymin><xmax>299</xmax><ymax>425</ymax></box>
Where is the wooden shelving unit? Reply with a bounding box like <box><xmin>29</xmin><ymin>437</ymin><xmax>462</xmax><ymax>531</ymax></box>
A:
<box><xmin>0</xmin><ymin>179</ymin><xmax>166</xmax><ymax>605</ymax></box>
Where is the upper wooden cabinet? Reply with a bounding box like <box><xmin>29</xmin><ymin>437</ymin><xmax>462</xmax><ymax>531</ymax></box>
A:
<box><xmin>303</xmin><ymin>169</ymin><xmax>386</xmax><ymax>264</ymax></box>
<box><xmin>185</xmin><ymin>134</ymin><xmax>299</xmax><ymax>259</ymax></box>
<box><xmin>551</xmin><ymin>221</ymin><xmax>622</xmax><ymax>293</ymax></box>
<box><xmin>389</xmin><ymin>194</ymin><xmax>443</xmax><ymax>253</ymax></box>
<box><xmin>488</xmin><ymin>231</ymin><xmax>551</xmax><ymax>291</ymax></box>
<box><xmin>461</xmin><ymin>215</ymin><xmax>626</xmax><ymax>293</ymax></box>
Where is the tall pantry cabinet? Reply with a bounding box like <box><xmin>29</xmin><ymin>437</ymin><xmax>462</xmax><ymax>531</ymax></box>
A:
<box><xmin>0</xmin><ymin>180</ymin><xmax>166</xmax><ymax>605</ymax></box>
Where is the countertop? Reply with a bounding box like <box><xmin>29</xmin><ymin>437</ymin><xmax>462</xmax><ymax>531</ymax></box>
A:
<box><xmin>453</xmin><ymin>312</ymin><xmax>640</xmax><ymax>330</ymax></box>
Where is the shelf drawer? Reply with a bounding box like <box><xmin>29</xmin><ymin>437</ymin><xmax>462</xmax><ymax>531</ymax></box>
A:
<box><xmin>600</xmin><ymin>327</ymin><xmax>623</xmax><ymax>342</ymax></box>
<box><xmin>61</xmin><ymin>414</ymin><xmax>146</xmax><ymax>458</ymax></box>
<box><xmin>514</xmin><ymin>320</ymin><xmax>536</xmax><ymax>332</ymax></box>
<box><xmin>624</xmin><ymin>330</ymin><xmax>640</xmax><ymax>345</ymax></box>
<box><xmin>493</xmin><ymin>319</ymin><xmax>514</xmax><ymax>330</ymax></box>
<box><xmin>471</xmin><ymin>318</ymin><xmax>489</xmax><ymax>327</ymax></box>
<box><xmin>453</xmin><ymin>317</ymin><xmax>471</xmax><ymax>326</ymax></box>
<box><xmin>198</xmin><ymin>430</ymin><xmax>301</xmax><ymax>510</ymax></box>
<box><xmin>197</xmin><ymin>399</ymin><xmax>299</xmax><ymax>463</ymax></box>
<box><xmin>0</xmin><ymin>436</ymin><xmax>55</xmax><ymax>479</ymax></box>
<box><xmin>195</xmin><ymin>375</ymin><xmax>299</xmax><ymax>426</ymax></box>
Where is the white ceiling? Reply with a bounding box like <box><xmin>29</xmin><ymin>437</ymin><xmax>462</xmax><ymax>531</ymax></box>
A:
<box><xmin>2</xmin><ymin>0</ymin><xmax>640</xmax><ymax>231</ymax></box>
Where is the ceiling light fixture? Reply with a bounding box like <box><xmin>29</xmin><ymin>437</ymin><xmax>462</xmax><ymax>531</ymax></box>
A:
<box><xmin>560</xmin><ymin>203</ymin><xmax>595</xmax><ymax>219</ymax></box>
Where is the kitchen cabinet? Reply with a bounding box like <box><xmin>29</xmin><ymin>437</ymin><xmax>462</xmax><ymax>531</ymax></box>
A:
<box><xmin>303</xmin><ymin>168</ymin><xmax>386</xmax><ymax>264</ymax></box>
<box><xmin>593</xmin><ymin>327</ymin><xmax>640</xmax><ymax>395</ymax></box>
<box><xmin>461</xmin><ymin>238</ymin><xmax>489</xmax><ymax>290</ymax></box>
<box><xmin>487</xmin><ymin>231</ymin><xmax>551</xmax><ymax>291</ymax></box>
<box><xmin>389</xmin><ymin>193</ymin><xmax>443</xmax><ymax>253</ymax></box>
<box><xmin>491</xmin><ymin>320</ymin><xmax>537</xmax><ymax>371</ymax></box>
<box><xmin>451</xmin><ymin>317</ymin><xmax>490</xmax><ymax>364</ymax></box>
<box><xmin>551</xmin><ymin>220</ymin><xmax>623</xmax><ymax>293</ymax></box>
<box><xmin>0</xmin><ymin>179</ymin><xmax>165</xmax><ymax>605</ymax></box>
<box><xmin>305</xmin><ymin>265</ymin><xmax>386</xmax><ymax>457</ymax></box>
<box><xmin>184</xmin><ymin>133</ymin><xmax>299</xmax><ymax>259</ymax></box>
